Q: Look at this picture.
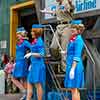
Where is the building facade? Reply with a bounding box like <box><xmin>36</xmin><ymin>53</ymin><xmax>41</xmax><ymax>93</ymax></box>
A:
<box><xmin>0</xmin><ymin>0</ymin><xmax>31</xmax><ymax>54</ymax></box>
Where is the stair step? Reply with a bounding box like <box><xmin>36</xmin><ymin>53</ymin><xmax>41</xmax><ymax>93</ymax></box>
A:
<box><xmin>56</xmin><ymin>74</ymin><xmax>65</xmax><ymax>77</ymax></box>
<box><xmin>47</xmin><ymin>91</ymin><xmax>71</xmax><ymax>100</ymax></box>
<box><xmin>87</xmin><ymin>90</ymin><xmax>100</xmax><ymax>100</ymax></box>
<box><xmin>47</xmin><ymin>61</ymin><xmax>61</xmax><ymax>64</ymax></box>
<box><xmin>60</xmin><ymin>88</ymin><xmax>87</xmax><ymax>92</ymax></box>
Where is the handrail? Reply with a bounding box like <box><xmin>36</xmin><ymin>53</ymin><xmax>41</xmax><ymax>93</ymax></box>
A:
<box><xmin>44</xmin><ymin>24</ymin><xmax>63</xmax><ymax>51</ymax></box>
<box><xmin>46</xmin><ymin>63</ymin><xmax>68</xmax><ymax>100</ymax></box>
<box><xmin>84</xmin><ymin>42</ymin><xmax>95</xmax><ymax>64</ymax></box>
<box><xmin>44</xmin><ymin>24</ymin><xmax>69</xmax><ymax>100</ymax></box>
<box><xmin>83</xmin><ymin>40</ymin><xmax>96</xmax><ymax>100</ymax></box>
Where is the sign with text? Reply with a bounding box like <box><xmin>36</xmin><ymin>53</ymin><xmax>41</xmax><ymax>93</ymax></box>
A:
<box><xmin>0</xmin><ymin>40</ymin><xmax>7</xmax><ymax>49</ymax></box>
<box><xmin>44</xmin><ymin>0</ymin><xmax>99</xmax><ymax>20</ymax></box>
<box><xmin>44</xmin><ymin>0</ymin><xmax>57</xmax><ymax>20</ymax></box>
<box><xmin>74</xmin><ymin>0</ymin><xmax>97</xmax><ymax>13</ymax></box>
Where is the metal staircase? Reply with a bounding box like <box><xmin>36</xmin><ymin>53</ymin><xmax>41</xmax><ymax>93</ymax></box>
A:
<box><xmin>87</xmin><ymin>89</ymin><xmax>100</xmax><ymax>100</ymax></box>
<box><xmin>44</xmin><ymin>25</ymin><xmax>70</xmax><ymax>100</ymax></box>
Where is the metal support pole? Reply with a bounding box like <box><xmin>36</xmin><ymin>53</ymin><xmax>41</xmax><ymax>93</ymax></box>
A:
<box><xmin>84</xmin><ymin>42</ymin><xmax>96</xmax><ymax>100</ymax></box>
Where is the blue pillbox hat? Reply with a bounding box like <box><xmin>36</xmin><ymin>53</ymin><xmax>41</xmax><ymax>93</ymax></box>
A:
<box><xmin>16</xmin><ymin>27</ymin><xmax>26</xmax><ymax>33</ymax></box>
<box><xmin>71</xmin><ymin>20</ymin><xmax>82</xmax><ymax>25</ymax></box>
<box><xmin>32</xmin><ymin>24</ymin><xmax>45</xmax><ymax>28</ymax></box>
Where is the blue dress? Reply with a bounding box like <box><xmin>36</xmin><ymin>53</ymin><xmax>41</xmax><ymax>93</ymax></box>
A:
<box><xmin>64</xmin><ymin>35</ymin><xmax>84</xmax><ymax>88</ymax></box>
<box><xmin>27</xmin><ymin>37</ymin><xmax>45</xmax><ymax>84</ymax></box>
<box><xmin>12</xmin><ymin>40</ymin><xmax>30</xmax><ymax>78</ymax></box>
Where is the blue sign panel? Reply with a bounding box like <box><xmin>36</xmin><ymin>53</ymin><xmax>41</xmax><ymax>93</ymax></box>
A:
<box><xmin>75</xmin><ymin>0</ymin><xmax>96</xmax><ymax>13</ymax></box>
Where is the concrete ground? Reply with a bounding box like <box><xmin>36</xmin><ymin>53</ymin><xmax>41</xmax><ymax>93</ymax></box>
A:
<box><xmin>0</xmin><ymin>94</ymin><xmax>22</xmax><ymax>100</ymax></box>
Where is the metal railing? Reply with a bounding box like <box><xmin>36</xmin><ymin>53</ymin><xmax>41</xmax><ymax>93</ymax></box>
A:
<box><xmin>44</xmin><ymin>24</ymin><xmax>69</xmax><ymax>100</ymax></box>
<box><xmin>84</xmin><ymin>41</ymin><xmax>96</xmax><ymax>100</ymax></box>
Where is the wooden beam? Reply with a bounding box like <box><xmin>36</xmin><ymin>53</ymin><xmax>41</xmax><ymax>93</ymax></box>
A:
<box><xmin>11</xmin><ymin>0</ymin><xmax>35</xmax><ymax>10</ymax></box>
<box><xmin>10</xmin><ymin>9</ymin><xmax>18</xmax><ymax>57</ymax></box>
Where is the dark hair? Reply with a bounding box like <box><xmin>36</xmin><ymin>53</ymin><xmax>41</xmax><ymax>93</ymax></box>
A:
<box><xmin>2</xmin><ymin>54</ymin><xmax>9</xmax><ymax>64</ymax></box>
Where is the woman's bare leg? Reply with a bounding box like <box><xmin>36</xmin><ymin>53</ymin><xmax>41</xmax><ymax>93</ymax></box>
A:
<box><xmin>26</xmin><ymin>83</ymin><xmax>33</xmax><ymax>100</ymax></box>
<box><xmin>21</xmin><ymin>78</ymin><xmax>27</xmax><ymax>90</ymax></box>
<box><xmin>11</xmin><ymin>77</ymin><xmax>25</xmax><ymax>90</ymax></box>
<box><xmin>36</xmin><ymin>83</ymin><xmax>43</xmax><ymax>100</ymax></box>
<box><xmin>71</xmin><ymin>88</ymin><xmax>80</xmax><ymax>100</ymax></box>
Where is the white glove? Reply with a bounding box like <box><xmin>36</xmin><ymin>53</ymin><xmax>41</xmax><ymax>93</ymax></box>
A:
<box><xmin>24</xmin><ymin>53</ymin><xmax>32</xmax><ymax>59</ymax></box>
<box><xmin>60</xmin><ymin>50</ymin><xmax>66</xmax><ymax>54</ymax></box>
<box><xmin>69</xmin><ymin>67</ymin><xmax>75</xmax><ymax>79</ymax></box>
<box><xmin>40</xmin><ymin>9</ymin><xmax>46</xmax><ymax>13</ymax></box>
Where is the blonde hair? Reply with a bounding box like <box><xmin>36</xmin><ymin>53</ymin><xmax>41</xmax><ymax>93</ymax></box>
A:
<box><xmin>31</xmin><ymin>28</ymin><xmax>43</xmax><ymax>38</ymax></box>
<box><xmin>71</xmin><ymin>24</ymin><xmax>85</xmax><ymax>31</ymax></box>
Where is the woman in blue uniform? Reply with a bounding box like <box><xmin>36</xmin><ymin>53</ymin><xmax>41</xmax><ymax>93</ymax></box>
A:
<box><xmin>64</xmin><ymin>20</ymin><xmax>85</xmax><ymax>100</ymax></box>
<box><xmin>24</xmin><ymin>24</ymin><xmax>45</xmax><ymax>100</ymax></box>
<box><xmin>12</xmin><ymin>27</ymin><xmax>30</xmax><ymax>100</ymax></box>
